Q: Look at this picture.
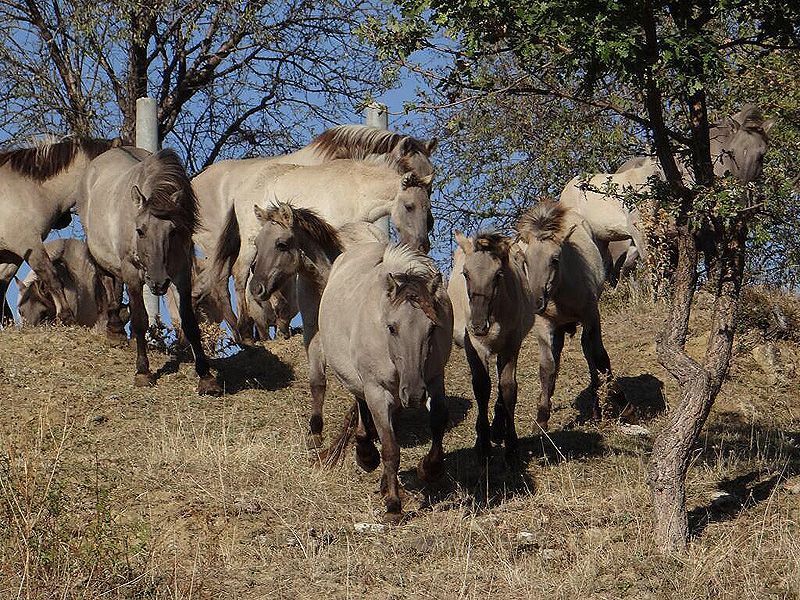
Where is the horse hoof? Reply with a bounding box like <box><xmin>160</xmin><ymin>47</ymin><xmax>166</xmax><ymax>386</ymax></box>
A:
<box><xmin>490</xmin><ymin>420</ymin><xmax>506</xmax><ymax>445</ymax></box>
<box><xmin>306</xmin><ymin>433</ymin><xmax>324</xmax><ymax>450</ymax></box>
<box><xmin>198</xmin><ymin>376</ymin><xmax>223</xmax><ymax>396</ymax></box>
<box><xmin>58</xmin><ymin>311</ymin><xmax>76</xmax><ymax>326</ymax></box>
<box><xmin>474</xmin><ymin>438</ymin><xmax>492</xmax><ymax>461</ymax></box>
<box><xmin>383</xmin><ymin>510</ymin><xmax>404</xmax><ymax>525</ymax></box>
<box><xmin>134</xmin><ymin>373</ymin><xmax>156</xmax><ymax>388</ymax></box>
<box><xmin>356</xmin><ymin>440</ymin><xmax>380</xmax><ymax>472</ymax></box>
<box><xmin>417</xmin><ymin>455</ymin><xmax>443</xmax><ymax>482</ymax></box>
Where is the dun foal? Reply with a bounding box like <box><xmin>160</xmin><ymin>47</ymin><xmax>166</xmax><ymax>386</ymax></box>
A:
<box><xmin>448</xmin><ymin>232</ymin><xmax>534</xmax><ymax>464</ymax></box>
<box><xmin>516</xmin><ymin>201</ymin><xmax>620</xmax><ymax>428</ymax></box>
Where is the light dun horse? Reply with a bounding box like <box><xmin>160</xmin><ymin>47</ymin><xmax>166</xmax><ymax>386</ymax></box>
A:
<box><xmin>560</xmin><ymin>105</ymin><xmax>774</xmax><ymax>280</ymax></box>
<box><xmin>320</xmin><ymin>243</ymin><xmax>453</xmax><ymax>520</ymax></box>
<box><xmin>516</xmin><ymin>201</ymin><xmax>618</xmax><ymax>429</ymax></box>
<box><xmin>212</xmin><ymin>158</ymin><xmax>434</xmax><ymax>342</ymax></box>
<box><xmin>448</xmin><ymin>232</ymin><xmax>534</xmax><ymax>464</ymax></box>
<box><xmin>16</xmin><ymin>239</ymin><xmax>125</xmax><ymax>333</ymax></box>
<box><xmin>0</xmin><ymin>136</ymin><xmax>120</xmax><ymax>323</ymax></box>
<box><xmin>193</xmin><ymin>125</ymin><xmax>437</xmax><ymax>341</ymax></box>
<box><xmin>76</xmin><ymin>147</ymin><xmax>222</xmax><ymax>395</ymax></box>
<box><xmin>240</xmin><ymin>202</ymin><xmax>385</xmax><ymax>448</ymax></box>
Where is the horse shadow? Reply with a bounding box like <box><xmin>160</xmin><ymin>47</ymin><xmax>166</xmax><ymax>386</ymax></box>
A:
<box><xmin>688</xmin><ymin>418</ymin><xmax>800</xmax><ymax>536</ymax></box>
<box><xmin>210</xmin><ymin>345</ymin><xmax>294</xmax><ymax>393</ymax></box>
<box><xmin>401</xmin><ymin>429</ymin><xmax>606</xmax><ymax>511</ymax></box>
<box><xmin>573</xmin><ymin>373</ymin><xmax>666</xmax><ymax>424</ymax></box>
<box><xmin>395</xmin><ymin>395</ymin><xmax>471</xmax><ymax>448</ymax></box>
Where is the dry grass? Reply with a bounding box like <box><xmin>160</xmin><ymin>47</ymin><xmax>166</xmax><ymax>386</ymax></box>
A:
<box><xmin>1</xmin><ymin>297</ymin><xmax>799</xmax><ymax>599</ymax></box>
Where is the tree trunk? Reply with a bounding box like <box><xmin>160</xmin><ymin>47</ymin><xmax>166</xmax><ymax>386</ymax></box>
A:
<box><xmin>649</xmin><ymin>221</ymin><xmax>747</xmax><ymax>551</ymax></box>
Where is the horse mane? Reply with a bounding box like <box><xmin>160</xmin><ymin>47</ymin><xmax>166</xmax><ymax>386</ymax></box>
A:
<box><xmin>381</xmin><ymin>245</ymin><xmax>440</xmax><ymax>323</ymax></box>
<box><xmin>269</xmin><ymin>202</ymin><xmax>343</xmax><ymax>260</ymax></box>
<box><xmin>0</xmin><ymin>136</ymin><xmax>117</xmax><ymax>181</ymax></box>
<box><xmin>472</xmin><ymin>232</ymin><xmax>512</xmax><ymax>259</ymax></box>
<box><xmin>141</xmin><ymin>149</ymin><xmax>198</xmax><ymax>235</ymax></box>
<box><xmin>517</xmin><ymin>200</ymin><xmax>570</xmax><ymax>241</ymax></box>
<box><xmin>308</xmin><ymin>125</ymin><xmax>431</xmax><ymax>173</ymax></box>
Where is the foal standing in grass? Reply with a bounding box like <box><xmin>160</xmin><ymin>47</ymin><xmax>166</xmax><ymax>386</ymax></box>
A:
<box><xmin>448</xmin><ymin>232</ymin><xmax>534</xmax><ymax>464</ymax></box>
<box><xmin>516</xmin><ymin>201</ymin><xmax>622</xmax><ymax>429</ymax></box>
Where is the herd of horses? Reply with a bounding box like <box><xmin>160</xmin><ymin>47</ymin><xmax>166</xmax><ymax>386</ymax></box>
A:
<box><xmin>0</xmin><ymin>105</ymin><xmax>773</xmax><ymax>519</ymax></box>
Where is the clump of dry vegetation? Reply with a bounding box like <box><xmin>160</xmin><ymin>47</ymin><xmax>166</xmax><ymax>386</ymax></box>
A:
<box><xmin>0</xmin><ymin>299</ymin><xmax>798</xmax><ymax>598</ymax></box>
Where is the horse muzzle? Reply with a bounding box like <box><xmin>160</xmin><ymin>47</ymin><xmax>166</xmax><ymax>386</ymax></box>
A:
<box><xmin>400</xmin><ymin>384</ymin><xmax>427</xmax><ymax>409</ymax></box>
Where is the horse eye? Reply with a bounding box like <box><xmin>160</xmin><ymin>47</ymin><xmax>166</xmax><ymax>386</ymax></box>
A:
<box><xmin>405</xmin><ymin>204</ymin><xmax>414</xmax><ymax>212</ymax></box>
<box><xmin>136</xmin><ymin>228</ymin><xmax>145</xmax><ymax>238</ymax></box>
<box><xmin>387</xmin><ymin>324</ymin><xmax>397</xmax><ymax>335</ymax></box>
<box><xmin>276</xmin><ymin>240</ymin><xmax>289</xmax><ymax>251</ymax></box>
<box><xmin>462</xmin><ymin>271</ymin><xmax>470</xmax><ymax>281</ymax></box>
<box><xmin>551</xmin><ymin>256</ymin><xmax>560</xmax><ymax>266</ymax></box>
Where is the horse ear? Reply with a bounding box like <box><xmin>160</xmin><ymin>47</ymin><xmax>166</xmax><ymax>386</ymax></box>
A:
<box><xmin>420</xmin><ymin>173</ymin><xmax>434</xmax><ymax>187</ymax></box>
<box><xmin>386</xmin><ymin>272</ymin><xmax>409</xmax><ymax>297</ymax></box>
<box><xmin>726</xmin><ymin>115</ymin><xmax>741</xmax><ymax>133</ymax></box>
<box><xmin>393</xmin><ymin>136</ymin><xmax>413</xmax><ymax>158</ymax></box>
<box><xmin>254</xmin><ymin>204</ymin><xmax>269</xmax><ymax>224</ymax></box>
<box><xmin>428</xmin><ymin>271</ymin><xmax>443</xmax><ymax>294</ymax></box>
<box><xmin>111</xmin><ymin>137</ymin><xmax>123</xmax><ymax>148</ymax></box>
<box><xmin>14</xmin><ymin>276</ymin><xmax>25</xmax><ymax>291</ymax></box>
<box><xmin>169</xmin><ymin>190</ymin><xmax>182</xmax><ymax>204</ymax></box>
<box><xmin>762</xmin><ymin>118</ymin><xmax>776</xmax><ymax>135</ymax></box>
<box><xmin>131</xmin><ymin>185</ymin><xmax>146</xmax><ymax>209</ymax></box>
<box><xmin>454</xmin><ymin>231</ymin><xmax>473</xmax><ymax>254</ymax></box>
<box><xmin>401</xmin><ymin>172</ymin><xmax>415</xmax><ymax>190</ymax></box>
<box><xmin>561</xmin><ymin>223</ymin><xmax>579</xmax><ymax>244</ymax></box>
<box><xmin>425</xmin><ymin>138</ymin><xmax>438</xmax><ymax>156</ymax></box>
<box><xmin>276</xmin><ymin>203</ymin><xmax>295</xmax><ymax>227</ymax></box>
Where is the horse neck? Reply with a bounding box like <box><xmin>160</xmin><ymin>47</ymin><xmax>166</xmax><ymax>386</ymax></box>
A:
<box><xmin>297</xmin><ymin>230</ymin><xmax>341</xmax><ymax>291</ymax></box>
<box><xmin>352</xmin><ymin>165</ymin><xmax>398</xmax><ymax>222</ymax></box>
<box><xmin>494</xmin><ymin>260</ymin><xmax>528</xmax><ymax>324</ymax></box>
<box><xmin>40</xmin><ymin>151</ymin><xmax>94</xmax><ymax>211</ymax></box>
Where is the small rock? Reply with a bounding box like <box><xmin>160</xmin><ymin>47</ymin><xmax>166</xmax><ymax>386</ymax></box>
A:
<box><xmin>783</xmin><ymin>480</ymin><xmax>800</xmax><ymax>495</ymax></box>
<box><xmin>516</xmin><ymin>531</ymin><xmax>536</xmax><ymax>545</ymax></box>
<box><xmin>354</xmin><ymin>522</ymin><xmax>386</xmax><ymax>534</ymax></box>
<box><xmin>618</xmin><ymin>423</ymin><xmax>650</xmax><ymax>436</ymax></box>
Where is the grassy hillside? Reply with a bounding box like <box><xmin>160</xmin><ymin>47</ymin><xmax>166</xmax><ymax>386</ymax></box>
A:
<box><xmin>0</xmin><ymin>292</ymin><xmax>798</xmax><ymax>598</ymax></box>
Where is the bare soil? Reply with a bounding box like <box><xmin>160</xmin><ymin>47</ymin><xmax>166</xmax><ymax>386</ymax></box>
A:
<box><xmin>1</xmin><ymin>291</ymin><xmax>798</xmax><ymax>599</ymax></box>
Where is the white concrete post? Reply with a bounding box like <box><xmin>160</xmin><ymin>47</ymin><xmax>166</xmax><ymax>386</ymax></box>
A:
<box><xmin>135</xmin><ymin>97</ymin><xmax>162</xmax><ymax>327</ymax></box>
<box><xmin>365</xmin><ymin>103</ymin><xmax>391</xmax><ymax>236</ymax></box>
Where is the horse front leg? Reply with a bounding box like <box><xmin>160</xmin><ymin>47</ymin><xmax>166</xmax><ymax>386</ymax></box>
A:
<box><xmin>128</xmin><ymin>283</ymin><xmax>155</xmax><ymax>387</ymax></box>
<box><xmin>354</xmin><ymin>397</ymin><xmax>379</xmax><ymax>472</ymax></box>
<box><xmin>26</xmin><ymin>244</ymin><xmax>74</xmax><ymax>324</ymax></box>
<box><xmin>465</xmin><ymin>333</ymin><xmax>492</xmax><ymax>460</ymax></box>
<box><xmin>418</xmin><ymin>373</ymin><xmax>448</xmax><ymax>482</ymax></box>
<box><xmin>534</xmin><ymin>318</ymin><xmax>565</xmax><ymax>431</ymax></box>
<box><xmin>497</xmin><ymin>350</ymin><xmax>522</xmax><ymax>466</ymax></box>
<box><xmin>366</xmin><ymin>385</ymin><xmax>402</xmax><ymax>520</ymax></box>
<box><xmin>174</xmin><ymin>270</ymin><xmax>222</xmax><ymax>396</ymax></box>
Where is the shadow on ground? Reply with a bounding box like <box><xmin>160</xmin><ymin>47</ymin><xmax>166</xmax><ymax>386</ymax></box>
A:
<box><xmin>395</xmin><ymin>396</ymin><xmax>472</xmax><ymax>447</ymax></box>
<box><xmin>401</xmin><ymin>429</ymin><xmax>606</xmax><ymax>512</ymax></box>
<box><xmin>212</xmin><ymin>345</ymin><xmax>294</xmax><ymax>392</ymax></box>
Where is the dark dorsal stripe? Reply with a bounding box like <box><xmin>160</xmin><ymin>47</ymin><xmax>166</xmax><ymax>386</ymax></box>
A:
<box><xmin>0</xmin><ymin>136</ymin><xmax>116</xmax><ymax>181</ymax></box>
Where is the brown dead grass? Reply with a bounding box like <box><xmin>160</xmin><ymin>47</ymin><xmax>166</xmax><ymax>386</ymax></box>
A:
<box><xmin>0</xmin><ymin>294</ymin><xmax>799</xmax><ymax>599</ymax></box>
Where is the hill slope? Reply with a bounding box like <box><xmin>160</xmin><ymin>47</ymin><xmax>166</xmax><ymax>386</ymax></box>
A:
<box><xmin>0</xmin><ymin>296</ymin><xmax>798</xmax><ymax>598</ymax></box>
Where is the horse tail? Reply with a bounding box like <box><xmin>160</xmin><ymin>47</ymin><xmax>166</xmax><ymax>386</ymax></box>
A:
<box><xmin>318</xmin><ymin>401</ymin><xmax>359</xmax><ymax>468</ymax></box>
<box><xmin>214</xmin><ymin>207</ymin><xmax>241</xmax><ymax>269</ymax></box>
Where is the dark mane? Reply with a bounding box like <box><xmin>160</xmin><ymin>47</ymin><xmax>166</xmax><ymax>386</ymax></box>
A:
<box><xmin>309</xmin><ymin>125</ymin><xmax>432</xmax><ymax>173</ymax></box>
<box><xmin>0</xmin><ymin>136</ymin><xmax>116</xmax><ymax>181</ymax></box>
<box><xmin>517</xmin><ymin>200</ymin><xmax>569</xmax><ymax>241</ymax></box>
<box><xmin>389</xmin><ymin>274</ymin><xmax>440</xmax><ymax>325</ymax></box>
<box><xmin>290</xmin><ymin>207</ymin><xmax>343</xmax><ymax>257</ymax></box>
<box><xmin>473</xmin><ymin>232</ymin><xmax>512</xmax><ymax>258</ymax></box>
<box><xmin>141</xmin><ymin>149</ymin><xmax>198</xmax><ymax>235</ymax></box>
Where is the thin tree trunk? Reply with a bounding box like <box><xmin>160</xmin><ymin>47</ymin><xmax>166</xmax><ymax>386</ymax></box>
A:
<box><xmin>649</xmin><ymin>221</ymin><xmax>746</xmax><ymax>551</ymax></box>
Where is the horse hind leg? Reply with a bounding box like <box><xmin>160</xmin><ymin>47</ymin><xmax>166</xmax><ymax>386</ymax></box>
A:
<box><xmin>354</xmin><ymin>398</ymin><xmax>380</xmax><ymax>472</ymax></box>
